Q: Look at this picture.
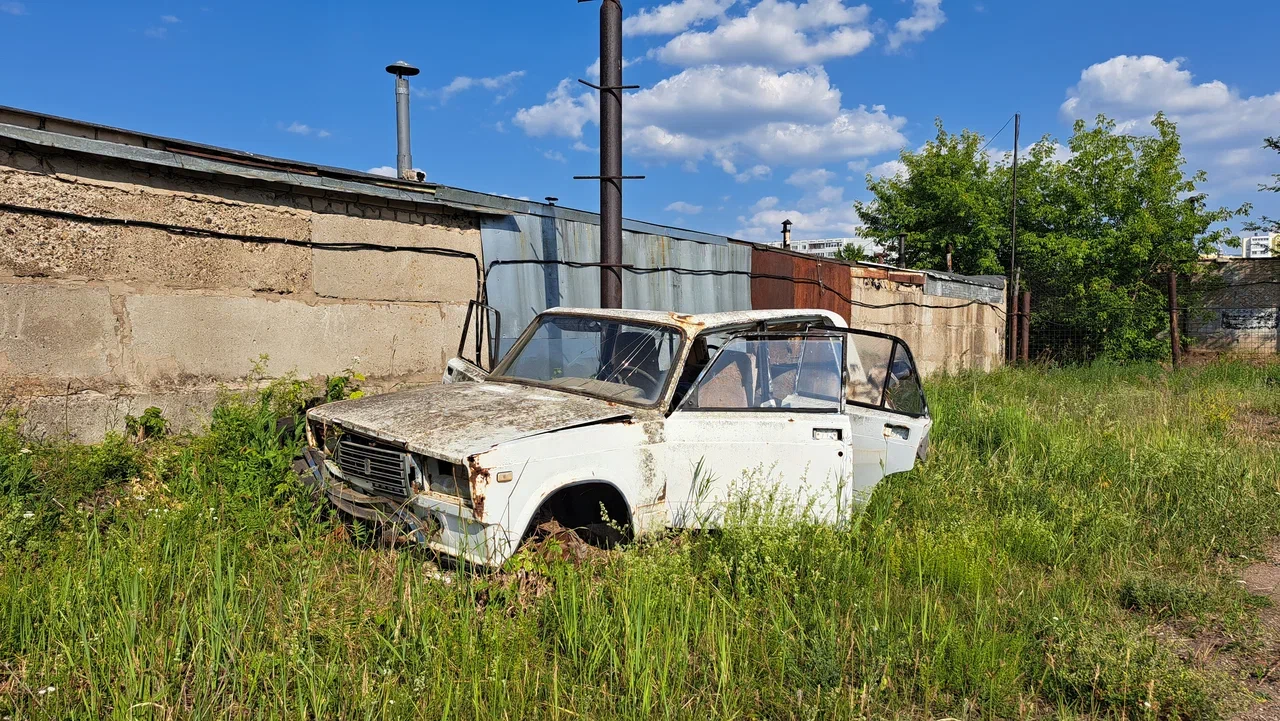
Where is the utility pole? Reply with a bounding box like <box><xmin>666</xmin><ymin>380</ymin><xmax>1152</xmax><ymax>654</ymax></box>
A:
<box><xmin>1007</xmin><ymin>112</ymin><xmax>1021</xmax><ymax>363</ymax></box>
<box><xmin>575</xmin><ymin>0</ymin><xmax>641</xmax><ymax>309</ymax></box>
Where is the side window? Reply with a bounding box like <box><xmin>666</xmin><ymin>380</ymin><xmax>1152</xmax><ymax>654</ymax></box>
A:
<box><xmin>845</xmin><ymin>334</ymin><xmax>927</xmax><ymax>416</ymax></box>
<box><xmin>845</xmin><ymin>334</ymin><xmax>894</xmax><ymax>406</ymax></box>
<box><xmin>680</xmin><ymin>335</ymin><xmax>842</xmax><ymax>412</ymax></box>
<box><xmin>884</xmin><ymin>341</ymin><xmax>926</xmax><ymax>415</ymax></box>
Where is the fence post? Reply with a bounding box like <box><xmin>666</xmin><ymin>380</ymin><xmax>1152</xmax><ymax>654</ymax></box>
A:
<box><xmin>1167</xmin><ymin>270</ymin><xmax>1181</xmax><ymax>368</ymax></box>
<box><xmin>1020</xmin><ymin>291</ymin><xmax>1031</xmax><ymax>362</ymax></box>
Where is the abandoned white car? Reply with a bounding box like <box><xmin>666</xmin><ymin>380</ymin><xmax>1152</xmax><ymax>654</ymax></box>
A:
<box><xmin>302</xmin><ymin>305</ymin><xmax>931</xmax><ymax>566</ymax></box>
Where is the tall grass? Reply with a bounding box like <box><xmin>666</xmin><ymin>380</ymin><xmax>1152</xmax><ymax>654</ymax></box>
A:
<box><xmin>1</xmin><ymin>362</ymin><xmax>1278</xmax><ymax>719</ymax></box>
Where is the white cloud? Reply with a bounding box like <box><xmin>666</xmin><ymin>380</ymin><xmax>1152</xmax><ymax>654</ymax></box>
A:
<box><xmin>543</xmin><ymin>149</ymin><xmax>567</xmax><ymax>163</ymax></box>
<box><xmin>887</xmin><ymin>0</ymin><xmax>945</xmax><ymax>51</ymax></box>
<box><xmin>1061</xmin><ymin>55</ymin><xmax>1280</xmax><ymax>143</ymax></box>
<box><xmin>737</xmin><ymin>164</ymin><xmax>869</xmax><ymax>240</ymax></box>
<box><xmin>144</xmin><ymin>26</ymin><xmax>167</xmax><ymax>39</ymax></box>
<box><xmin>624</xmin><ymin>0</ymin><xmax>735</xmax><ymax>36</ymax></box>
<box><xmin>430</xmin><ymin>70</ymin><xmax>526</xmax><ymax>104</ymax></box>
<box><xmin>516</xmin><ymin>65</ymin><xmax>906</xmax><ymax>168</ymax></box>
<box><xmin>281</xmin><ymin>121</ymin><xmax>331</xmax><ymax>138</ymax></box>
<box><xmin>513</xmin><ymin>79</ymin><xmax>598</xmax><ymax>138</ymax></box>
<box><xmin>738</xmin><ymin>203</ymin><xmax>865</xmax><ymax>240</ymax></box>
<box><xmin>630</xmin><ymin>65</ymin><xmax>840</xmax><ymax>135</ymax></box>
<box><xmin>751</xmin><ymin>196</ymin><xmax>779</xmax><ymax>212</ymax></box>
<box><xmin>868</xmin><ymin>159</ymin><xmax>907</xmax><ymax>179</ymax></box>
<box><xmin>665</xmin><ymin>201</ymin><xmax>705</xmax><ymax>214</ymax></box>
<box><xmin>161</xmin><ymin>14</ymin><xmax>180</xmax><ymax>23</ymax></box>
<box><xmin>734</xmin><ymin>164</ymin><xmax>772</xmax><ymax>182</ymax></box>
<box><xmin>0</xmin><ymin>2</ymin><xmax>26</xmax><ymax>15</ymax></box>
<box><xmin>654</xmin><ymin>0</ymin><xmax>874</xmax><ymax>67</ymax></box>
<box><xmin>786</xmin><ymin>167</ymin><xmax>836</xmax><ymax>188</ymax></box>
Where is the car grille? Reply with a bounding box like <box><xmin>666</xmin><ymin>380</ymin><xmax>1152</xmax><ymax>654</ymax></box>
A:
<box><xmin>336</xmin><ymin>434</ymin><xmax>411</xmax><ymax>499</ymax></box>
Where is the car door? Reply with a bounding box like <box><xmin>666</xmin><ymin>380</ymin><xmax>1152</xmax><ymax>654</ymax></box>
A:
<box><xmin>655</xmin><ymin>332</ymin><xmax>874</xmax><ymax>527</ymax></box>
<box><xmin>838</xmin><ymin>329</ymin><xmax>932</xmax><ymax>476</ymax></box>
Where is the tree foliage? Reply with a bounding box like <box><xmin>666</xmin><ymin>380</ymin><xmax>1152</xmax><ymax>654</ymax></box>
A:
<box><xmin>855</xmin><ymin>114</ymin><xmax>1243</xmax><ymax>361</ymax></box>
<box><xmin>834</xmin><ymin>242</ymin><xmax>870</xmax><ymax>264</ymax></box>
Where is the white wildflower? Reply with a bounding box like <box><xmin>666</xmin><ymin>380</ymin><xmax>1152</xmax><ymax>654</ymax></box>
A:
<box><xmin>22</xmin><ymin>512</ymin><xmax>34</xmax><ymax>519</ymax></box>
<box><xmin>18</xmin><ymin>448</ymin><xmax>31</xmax><ymax>455</ymax></box>
<box><xmin>36</xmin><ymin>685</ymin><xmax>56</xmax><ymax>695</ymax></box>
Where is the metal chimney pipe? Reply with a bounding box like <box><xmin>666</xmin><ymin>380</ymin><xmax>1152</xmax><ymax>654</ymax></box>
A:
<box><xmin>781</xmin><ymin>219</ymin><xmax>793</xmax><ymax>251</ymax></box>
<box><xmin>386</xmin><ymin>61</ymin><xmax>420</xmax><ymax>180</ymax></box>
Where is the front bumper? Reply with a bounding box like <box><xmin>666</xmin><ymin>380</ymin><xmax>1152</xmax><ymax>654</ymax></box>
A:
<box><xmin>300</xmin><ymin>447</ymin><xmax>511</xmax><ymax>564</ymax></box>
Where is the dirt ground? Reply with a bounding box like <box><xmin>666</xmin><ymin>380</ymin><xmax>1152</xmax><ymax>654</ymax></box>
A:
<box><xmin>1230</xmin><ymin>542</ymin><xmax>1280</xmax><ymax>721</ymax></box>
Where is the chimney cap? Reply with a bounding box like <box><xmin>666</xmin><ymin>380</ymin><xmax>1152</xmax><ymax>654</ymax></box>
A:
<box><xmin>386</xmin><ymin>60</ymin><xmax>420</xmax><ymax>77</ymax></box>
<box><xmin>545</xmin><ymin>196</ymin><xmax>559</xmax><ymax>206</ymax></box>
<box><xmin>781</xmin><ymin>219</ymin><xmax>793</xmax><ymax>229</ymax></box>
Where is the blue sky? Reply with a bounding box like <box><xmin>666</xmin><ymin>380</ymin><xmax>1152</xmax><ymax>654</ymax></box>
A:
<box><xmin>1</xmin><ymin>0</ymin><xmax>1277</xmax><ymax>246</ymax></box>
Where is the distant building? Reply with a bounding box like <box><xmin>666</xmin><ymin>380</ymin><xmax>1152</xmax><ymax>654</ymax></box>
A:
<box><xmin>1243</xmin><ymin>233</ymin><xmax>1277</xmax><ymax>258</ymax></box>
<box><xmin>765</xmin><ymin>236</ymin><xmax>877</xmax><ymax>259</ymax></box>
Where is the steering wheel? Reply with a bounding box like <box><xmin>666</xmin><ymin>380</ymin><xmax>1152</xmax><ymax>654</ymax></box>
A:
<box><xmin>612</xmin><ymin>362</ymin><xmax>660</xmax><ymax>397</ymax></box>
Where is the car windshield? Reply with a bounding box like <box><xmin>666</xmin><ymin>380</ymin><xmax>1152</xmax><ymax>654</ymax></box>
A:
<box><xmin>490</xmin><ymin>314</ymin><xmax>682</xmax><ymax>404</ymax></box>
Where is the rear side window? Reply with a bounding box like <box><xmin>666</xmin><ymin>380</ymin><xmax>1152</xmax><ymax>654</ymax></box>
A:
<box><xmin>846</xmin><ymin>335</ymin><xmax>926</xmax><ymax>417</ymax></box>
<box><xmin>883</xmin><ymin>341</ymin><xmax>926</xmax><ymax>415</ymax></box>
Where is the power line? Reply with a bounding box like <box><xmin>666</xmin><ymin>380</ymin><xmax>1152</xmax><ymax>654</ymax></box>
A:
<box><xmin>980</xmin><ymin>113</ymin><xmax>1017</xmax><ymax>154</ymax></box>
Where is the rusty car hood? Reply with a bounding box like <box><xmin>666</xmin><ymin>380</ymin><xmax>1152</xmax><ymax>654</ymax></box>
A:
<box><xmin>307</xmin><ymin>381</ymin><xmax>634</xmax><ymax>463</ymax></box>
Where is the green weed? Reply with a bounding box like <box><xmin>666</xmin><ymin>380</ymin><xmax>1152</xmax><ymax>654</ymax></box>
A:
<box><xmin>0</xmin><ymin>361</ymin><xmax>1277</xmax><ymax>719</ymax></box>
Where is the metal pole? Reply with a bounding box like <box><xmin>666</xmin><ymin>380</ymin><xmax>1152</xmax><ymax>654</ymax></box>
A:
<box><xmin>1168</xmin><ymin>270</ymin><xmax>1181</xmax><ymax>368</ymax></box>
<box><xmin>599</xmin><ymin>0</ymin><xmax>624</xmax><ymax>309</ymax></box>
<box><xmin>1009</xmin><ymin>267</ymin><xmax>1020</xmax><ymax>364</ymax></box>
<box><xmin>897</xmin><ymin>233</ymin><xmax>906</xmax><ymax>268</ymax></box>
<box><xmin>385</xmin><ymin>61</ymin><xmax>420</xmax><ymax>180</ymax></box>
<box><xmin>1020</xmin><ymin>290</ymin><xmax>1031</xmax><ymax>363</ymax></box>
<box><xmin>1007</xmin><ymin>112</ymin><xmax>1020</xmax><ymax>363</ymax></box>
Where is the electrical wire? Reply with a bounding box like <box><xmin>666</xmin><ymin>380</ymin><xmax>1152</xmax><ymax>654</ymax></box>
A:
<box><xmin>0</xmin><ymin>201</ymin><xmax>488</xmax><ymax>302</ymax></box>
<box><xmin>2</xmin><ymin>201</ymin><xmax>1007</xmax><ymax>316</ymax></box>
<box><xmin>485</xmin><ymin>258</ymin><xmax>1008</xmax><ymax>314</ymax></box>
<box><xmin>980</xmin><ymin>113</ymin><xmax>1017</xmax><ymax>154</ymax></box>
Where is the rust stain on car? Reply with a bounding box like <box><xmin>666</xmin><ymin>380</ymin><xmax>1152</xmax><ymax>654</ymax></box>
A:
<box><xmin>467</xmin><ymin>454</ymin><xmax>491</xmax><ymax>521</ymax></box>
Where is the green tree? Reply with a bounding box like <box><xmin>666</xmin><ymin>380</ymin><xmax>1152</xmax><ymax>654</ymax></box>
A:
<box><xmin>834</xmin><ymin>242</ymin><xmax>870</xmax><ymax>264</ymax></box>
<box><xmin>856</xmin><ymin>113</ymin><xmax>1242</xmax><ymax>361</ymax></box>
<box><xmin>854</xmin><ymin>120</ymin><xmax>1011</xmax><ymax>275</ymax></box>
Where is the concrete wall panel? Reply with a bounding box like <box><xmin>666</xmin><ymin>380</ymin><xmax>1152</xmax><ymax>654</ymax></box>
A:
<box><xmin>124</xmin><ymin>294</ymin><xmax>467</xmax><ymax>384</ymax></box>
<box><xmin>310</xmin><ymin>212</ymin><xmax>482</xmax><ymax>303</ymax></box>
<box><xmin>0</xmin><ymin>283</ymin><xmax>116</xmax><ymax>380</ymax></box>
<box><xmin>0</xmin><ymin>210</ymin><xmax>311</xmax><ymax>292</ymax></box>
<box><xmin>0</xmin><ymin>166</ymin><xmax>310</xmax><ymax>241</ymax></box>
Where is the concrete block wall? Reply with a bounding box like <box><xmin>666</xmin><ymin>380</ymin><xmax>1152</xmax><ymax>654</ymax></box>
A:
<box><xmin>0</xmin><ymin>140</ymin><xmax>480</xmax><ymax>441</ymax></box>
<box><xmin>846</xmin><ymin>266</ymin><xmax>1004</xmax><ymax>376</ymax></box>
<box><xmin>1187</xmin><ymin>258</ymin><xmax>1280</xmax><ymax>352</ymax></box>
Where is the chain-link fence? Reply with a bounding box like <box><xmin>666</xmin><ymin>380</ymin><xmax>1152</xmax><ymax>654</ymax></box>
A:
<box><xmin>1008</xmin><ymin>260</ymin><xmax>1279</xmax><ymax>365</ymax></box>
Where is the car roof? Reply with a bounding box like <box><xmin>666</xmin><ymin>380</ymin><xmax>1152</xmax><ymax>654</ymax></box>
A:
<box><xmin>542</xmin><ymin>307</ymin><xmax>849</xmax><ymax>334</ymax></box>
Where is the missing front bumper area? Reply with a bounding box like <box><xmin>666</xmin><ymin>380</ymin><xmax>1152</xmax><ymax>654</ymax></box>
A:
<box><xmin>300</xmin><ymin>447</ymin><xmax>441</xmax><ymax>545</ymax></box>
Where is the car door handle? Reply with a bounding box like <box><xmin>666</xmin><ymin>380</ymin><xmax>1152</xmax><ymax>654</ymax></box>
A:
<box><xmin>884</xmin><ymin>424</ymin><xmax>910</xmax><ymax>440</ymax></box>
